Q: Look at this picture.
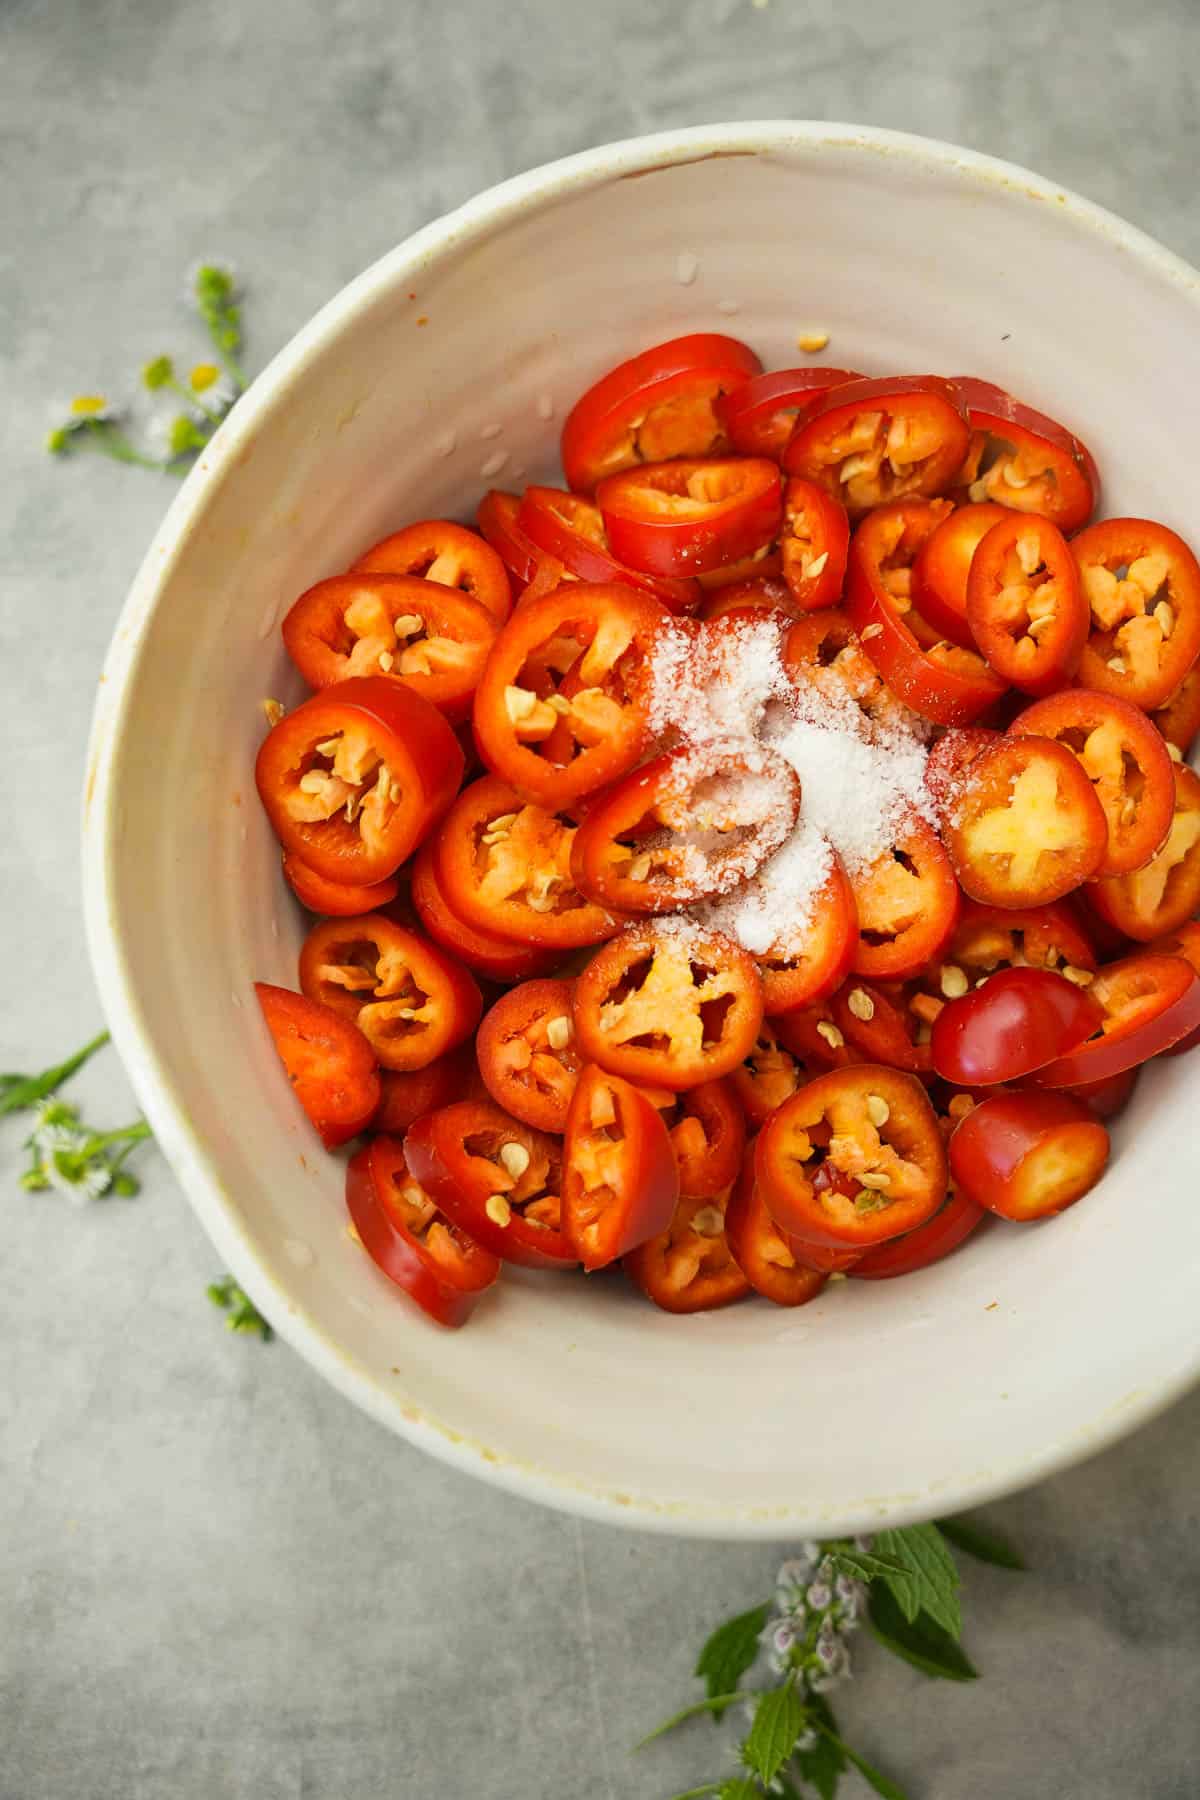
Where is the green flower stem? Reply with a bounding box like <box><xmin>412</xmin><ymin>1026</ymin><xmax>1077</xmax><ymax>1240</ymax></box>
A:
<box><xmin>165</xmin><ymin>374</ymin><xmax>224</xmax><ymax>425</ymax></box>
<box><xmin>0</xmin><ymin>1031</ymin><xmax>112</xmax><ymax>1116</ymax></box>
<box><xmin>635</xmin><ymin>1692</ymin><xmax>755</xmax><ymax>1750</ymax></box>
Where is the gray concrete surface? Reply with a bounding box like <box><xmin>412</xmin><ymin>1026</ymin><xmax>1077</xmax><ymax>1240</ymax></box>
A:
<box><xmin>3</xmin><ymin>0</ymin><xmax>1200</xmax><ymax>1794</ymax></box>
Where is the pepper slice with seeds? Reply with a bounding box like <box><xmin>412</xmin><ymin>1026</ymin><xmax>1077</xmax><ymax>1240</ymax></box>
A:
<box><xmin>298</xmin><ymin>913</ymin><xmax>481</xmax><ymax>1072</ymax></box>
<box><xmin>354</xmin><ymin>517</ymin><xmax>513</xmax><ymax>624</ymax></box>
<box><xmin>346</xmin><ymin>1136</ymin><xmax>501</xmax><ymax>1325</ymax></box>
<box><xmin>623</xmin><ymin>1187</ymin><xmax>751</xmax><ymax>1313</ymax></box>
<box><xmin>475</xmin><ymin>978</ymin><xmax>583</xmax><ymax>1133</ymax></box>
<box><xmin>966</xmin><ymin>513</ymin><xmax>1089</xmax><ymax>697</ymax></box>
<box><xmin>404</xmin><ymin>1099</ymin><xmax>574</xmax><ymax>1270</ymax></box>
<box><xmin>1072</xmin><ymin>517</ymin><xmax>1200</xmax><ymax>712</ymax></box>
<box><xmin>724</xmin><ymin>1157</ymin><xmax>829</xmax><ymax>1306</ymax></box>
<box><xmin>562</xmin><ymin>1065</ymin><xmax>680</xmax><ymax>1271</ymax></box>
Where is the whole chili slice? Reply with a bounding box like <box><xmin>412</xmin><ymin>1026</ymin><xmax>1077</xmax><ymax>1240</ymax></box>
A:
<box><xmin>911</xmin><ymin>501</ymin><xmax>1010</xmax><ymax>650</ymax></box>
<box><xmin>354</xmin><ymin>517</ymin><xmax>512</xmax><ymax>624</ymax></box>
<box><xmin>779</xmin><ymin>477</ymin><xmax>851</xmax><ymax>612</ymax></box>
<box><xmin>848</xmin><ymin>813</ymin><xmax>960</xmax><ymax>980</ymax></box>
<box><xmin>404</xmin><ymin>1099</ymin><xmax>574</xmax><ymax>1269</ymax></box>
<box><xmin>594</xmin><ymin>457</ymin><xmax>783</xmax><ymax>579</ymax></box>
<box><xmin>965</xmin><ymin>513</ymin><xmax>1088</xmax><ymax>697</ymax></box>
<box><xmin>724</xmin><ymin>1158</ymin><xmax>827</xmax><ymax>1307</ymax></box>
<box><xmin>666</xmin><ymin>1078</ymin><xmax>746</xmax><ymax>1199</ymax></box>
<box><xmin>952</xmin><ymin>376</ymin><xmax>1099</xmax><ymax>532</ymax></box>
<box><xmin>346</xmin><ymin>1136</ymin><xmax>500</xmax><ymax>1326</ymax></box>
<box><xmin>408</xmin><ymin>838</ymin><xmax>558</xmax><ymax>982</ymax></box>
<box><xmin>942</xmin><ymin>736</ymin><xmax>1108</xmax><ymax>906</ymax></box>
<box><xmin>298</xmin><ymin>913</ymin><xmax>482</xmax><ymax>1072</ymax></box>
<box><xmin>475</xmin><ymin>978</ymin><xmax>583</xmax><ymax>1133</ymax></box>
<box><xmin>718</xmin><ymin>367</ymin><xmax>863</xmax><ymax>461</ymax></box>
<box><xmin>624</xmin><ymin>1188</ymin><xmax>751</xmax><ymax>1314</ymax></box>
<box><xmin>947</xmin><ymin>1091</ymin><xmax>1109</xmax><ymax>1221</ymax></box>
<box><xmin>1033</xmin><ymin>952</ymin><xmax>1200</xmax><ymax>1086</ymax></box>
<box><xmin>1088</xmin><ymin>762</ymin><xmax>1200</xmax><ymax>940</ymax></box>
<box><xmin>1073</xmin><ymin>517</ymin><xmax>1200</xmax><ymax>712</ymax></box>
<box><xmin>752</xmin><ymin>854</ymin><xmax>859</xmax><ymax>1015</ymax></box>
<box><xmin>784</xmin><ymin>375</ymin><xmax>970</xmax><ymax>517</ymax></box>
<box><xmin>562</xmin><ymin>1064</ymin><xmax>681</xmax><ymax>1270</ymax></box>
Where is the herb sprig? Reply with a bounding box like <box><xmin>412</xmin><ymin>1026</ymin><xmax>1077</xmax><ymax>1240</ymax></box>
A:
<box><xmin>207</xmin><ymin>1276</ymin><xmax>274</xmax><ymax>1341</ymax></box>
<box><xmin>641</xmin><ymin>1519</ymin><xmax>1023</xmax><ymax>1799</ymax></box>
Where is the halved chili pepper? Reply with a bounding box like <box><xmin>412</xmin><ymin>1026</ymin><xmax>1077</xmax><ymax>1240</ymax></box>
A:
<box><xmin>280</xmin><ymin>851</ymin><xmax>400</xmax><ymax>918</ymax></box>
<box><xmin>562</xmin><ymin>1064</ymin><xmax>681</xmax><ymax>1270</ymax></box>
<box><xmin>952</xmin><ymin>376</ymin><xmax>1099</xmax><ymax>532</ymax></box>
<box><xmin>965</xmin><ymin>513</ymin><xmax>1088</xmax><ymax>696</ymax></box>
<box><xmin>1009</xmin><ymin>689</ymin><xmax>1176</xmax><ymax>878</ymax></box>
<box><xmin>845</xmin><ymin>502</ymin><xmax>1008</xmax><ymax>725</ymax></box>
<box><xmin>256</xmin><ymin>676</ymin><xmax>464</xmax><ymax>885</ymax></box>
<box><xmin>570</xmin><ymin>742</ymin><xmax>800</xmax><ymax>916</ymax></box>
<box><xmin>475</xmin><ymin>978</ymin><xmax>582</xmax><ymax>1133</ymax></box>
<box><xmin>371</xmin><ymin>1044</ymin><xmax>483</xmax><ymax>1135</ymax></box>
<box><xmin>282</xmin><ymin>573</ymin><xmax>496</xmax><ymax>721</ymax></box>
<box><xmin>346</xmin><ymin>1137</ymin><xmax>500</xmax><ymax>1327</ymax></box>
<box><xmin>784</xmin><ymin>375</ymin><xmax>970</xmax><ymax>517</ymax></box>
<box><xmin>911</xmin><ymin>501</ymin><xmax>1010</xmax><ymax>649</ymax></box>
<box><xmin>1033</xmin><ymin>951</ymin><xmax>1200</xmax><ymax>1086</ymax></box>
<box><xmin>560</xmin><ymin>332</ymin><xmax>762</xmax><ymax>493</ymax></box>
<box><xmin>942</xmin><ymin>736</ymin><xmax>1108</xmax><ymax>906</ymax></box>
<box><xmin>850</xmin><ymin>1187</ymin><xmax>986</xmax><ymax>1279</ymax></box>
<box><xmin>931</xmin><ymin>967</ymin><xmax>1103</xmax><ymax>1086</ymax></box>
<box><xmin>472</xmin><ymin>582</ymin><xmax>668</xmax><ymax>808</ymax></box>
<box><xmin>848</xmin><ymin>813</ymin><xmax>960</xmax><ymax>980</ymax></box>
<box><xmin>755</xmin><ymin>1064</ymin><xmax>947</xmax><ymax>1249</ymax></box>
<box><xmin>476</xmin><ymin>489</ymin><xmax>544</xmax><ymax>588</ymax></box>
<box><xmin>408</xmin><ymin>838</ymin><xmax>557</xmax><ymax>982</ymax></box>
<box><xmin>729</xmin><ymin>1023</ymin><xmax>806</xmax><ymax>1125</ymax></box>
<box><xmin>518</xmin><ymin>486</ymin><xmax>700</xmax><ymax>611</ymax></box>
<box><xmin>573</xmin><ymin>922</ymin><xmax>765</xmax><ymax>1091</ymax></box>
<box><xmin>665</xmin><ymin>1078</ymin><xmax>746</xmax><ymax>1198</ymax></box>
<box><xmin>623</xmin><ymin>1188</ymin><xmax>750</xmax><ymax>1313</ymax></box>
<box><xmin>948</xmin><ymin>898</ymin><xmax>1098</xmax><ymax>981</ymax></box>
<box><xmin>779</xmin><ymin>477</ymin><xmax>850</xmax><ymax>612</ymax></box>
<box><xmin>1072</xmin><ymin>517</ymin><xmax>1200</xmax><ymax>712</ymax></box>
<box><xmin>724</xmin><ymin>1158</ymin><xmax>827</xmax><ymax>1306</ymax></box>
<box><xmin>718</xmin><ymin>367</ymin><xmax>863</xmax><ymax>461</ymax></box>
<box><xmin>404</xmin><ymin>1099</ymin><xmax>574</xmax><ymax>1269</ymax></box>
<box><xmin>433</xmin><ymin>774</ymin><xmax>617</xmax><ymax>951</ymax></box>
<box><xmin>254</xmin><ymin>982</ymin><xmax>381</xmax><ymax>1150</ymax></box>
<box><xmin>354</xmin><ymin>518</ymin><xmax>512</xmax><ymax>624</ymax></box>
<box><xmin>298</xmin><ymin>914</ymin><xmax>481</xmax><ymax>1072</ymax></box>
<box><xmin>1088</xmin><ymin>762</ymin><xmax>1200</xmax><ymax>940</ymax></box>
<box><xmin>1152</xmin><ymin>666</ymin><xmax>1200</xmax><ymax>754</ymax></box>
<box><xmin>594</xmin><ymin>457</ymin><xmax>783</xmax><ymax>579</ymax></box>
<box><xmin>948</xmin><ymin>1090</ymin><xmax>1109</xmax><ymax>1221</ymax></box>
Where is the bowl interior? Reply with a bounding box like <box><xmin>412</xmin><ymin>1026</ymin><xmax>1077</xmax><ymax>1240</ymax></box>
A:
<box><xmin>86</xmin><ymin>126</ymin><xmax>1200</xmax><ymax>1534</ymax></box>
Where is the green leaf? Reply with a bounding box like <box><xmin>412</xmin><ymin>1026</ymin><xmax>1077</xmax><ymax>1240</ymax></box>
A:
<box><xmin>873</xmin><ymin>1525</ymin><xmax>962</xmax><ymax>1639</ymax></box>
<box><xmin>742</xmin><ymin>1684</ymin><xmax>804</xmax><ymax>1786</ymax></box>
<box><xmin>695</xmin><ymin>1603</ymin><xmax>769</xmax><ymax>1703</ymax></box>
<box><xmin>798</xmin><ymin>1696</ymin><xmax>845</xmax><ymax>1800</ymax></box>
<box><xmin>826</xmin><ymin>1546</ymin><xmax>909</xmax><ymax>1584</ymax></box>
<box><xmin>719</xmin><ymin>1782</ymin><xmax>759</xmax><ymax>1800</ymax></box>
<box><xmin>635</xmin><ymin>1691</ymin><xmax>752</xmax><ymax>1748</ymax></box>
<box><xmin>836</xmin><ymin>1741</ymin><xmax>912</xmax><ymax>1800</ymax></box>
<box><xmin>0</xmin><ymin>1031</ymin><xmax>111</xmax><ymax>1116</ymax></box>
<box><xmin>936</xmin><ymin>1515</ymin><xmax>1027</xmax><ymax>1571</ymax></box>
<box><xmin>867</xmin><ymin>1585</ymin><xmax>978</xmax><ymax>1681</ymax></box>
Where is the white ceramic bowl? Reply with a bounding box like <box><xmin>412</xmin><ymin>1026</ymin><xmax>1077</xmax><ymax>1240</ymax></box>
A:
<box><xmin>84</xmin><ymin>122</ymin><xmax>1200</xmax><ymax>1538</ymax></box>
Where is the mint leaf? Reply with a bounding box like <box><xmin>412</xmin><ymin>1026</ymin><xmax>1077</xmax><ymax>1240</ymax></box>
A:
<box><xmin>936</xmin><ymin>1515</ymin><xmax>1026</xmax><ymax>1571</ymax></box>
<box><xmin>873</xmin><ymin>1525</ymin><xmax>962</xmax><ymax>1639</ymax></box>
<box><xmin>868</xmin><ymin>1585</ymin><xmax>978</xmax><ymax>1681</ymax></box>
<box><xmin>695</xmin><ymin>1603</ymin><xmax>768</xmax><ymax>1703</ymax></box>
<box><xmin>836</xmin><ymin>1740</ymin><xmax>912</xmax><ymax>1800</ymax></box>
<box><xmin>797</xmin><ymin>1730</ymin><xmax>844</xmax><ymax>1800</ymax></box>
<box><xmin>719</xmin><ymin>1781</ymin><xmax>758</xmax><ymax>1800</ymax></box>
<box><xmin>826</xmin><ymin>1546</ymin><xmax>909</xmax><ymax>1584</ymax></box>
<box><xmin>742</xmin><ymin>1684</ymin><xmax>805</xmax><ymax>1785</ymax></box>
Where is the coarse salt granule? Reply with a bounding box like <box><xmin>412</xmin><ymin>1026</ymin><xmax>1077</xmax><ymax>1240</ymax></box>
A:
<box><xmin>704</xmin><ymin>819</ymin><xmax>833</xmax><ymax>955</ymax></box>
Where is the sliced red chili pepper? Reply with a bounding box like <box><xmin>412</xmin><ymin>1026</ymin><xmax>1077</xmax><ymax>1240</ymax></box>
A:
<box><xmin>623</xmin><ymin>1189</ymin><xmax>750</xmax><ymax>1314</ymax></box>
<box><xmin>475</xmin><ymin>978</ymin><xmax>582</xmax><ymax>1133</ymax></box>
<box><xmin>850</xmin><ymin>1187</ymin><xmax>986</xmax><ymax>1279</ymax></box>
<box><xmin>1088</xmin><ymin>762</ymin><xmax>1200</xmax><ymax>940</ymax></box>
<box><xmin>948</xmin><ymin>1090</ymin><xmax>1109</xmax><ymax>1221</ymax></box>
<box><xmin>756</xmin><ymin>1065</ymin><xmax>947</xmax><ymax>1249</ymax></box>
<box><xmin>570</xmin><ymin>742</ymin><xmax>800</xmax><ymax>915</ymax></box>
<box><xmin>1065</xmin><ymin>1065</ymin><xmax>1139</xmax><ymax>1117</ymax></box>
<box><xmin>718</xmin><ymin>367</ymin><xmax>863</xmax><ymax>461</ymax></box>
<box><xmin>942</xmin><ymin>736</ymin><xmax>1108</xmax><ymax>906</ymax></box>
<box><xmin>699</xmin><ymin>575</ymin><xmax>798</xmax><ymax>621</ymax></box>
<box><xmin>518</xmin><ymin>485</ymin><xmax>700</xmax><ymax>611</ymax></box>
<box><xmin>782</xmin><ymin>606</ymin><xmax>908</xmax><ymax>731</ymax></box>
<box><xmin>371</xmin><ymin>1044</ymin><xmax>483</xmax><ymax>1135</ymax></box>
<box><xmin>298</xmin><ymin>914</ymin><xmax>481</xmax><ymax>1072</ymax></box>
<box><xmin>754</xmin><ymin>855</ymin><xmax>859</xmax><ymax>1015</ymax></box>
<box><xmin>560</xmin><ymin>332</ymin><xmax>762</xmax><ymax>493</ymax></box>
<box><xmin>779</xmin><ymin>478</ymin><xmax>850</xmax><ymax>612</ymax></box>
<box><xmin>409</xmin><ymin>838</ymin><xmax>557</xmax><ymax>982</ymax></box>
<box><xmin>952</xmin><ymin>377</ymin><xmax>1099</xmax><ymax>532</ymax></box>
<box><xmin>280</xmin><ymin>851</ymin><xmax>400</xmax><ymax>918</ymax></box>
<box><xmin>1151</xmin><ymin>666</ymin><xmax>1200</xmax><ymax>755</ymax></box>
<box><xmin>724</xmin><ymin>1158</ymin><xmax>827</xmax><ymax>1306</ymax></box>
<box><xmin>476</xmin><ymin>489</ymin><xmax>544</xmax><ymax>588</ymax></box>
<box><xmin>784</xmin><ymin>375</ymin><xmax>970</xmax><ymax>516</ymax></box>
<box><xmin>832</xmin><ymin>977</ymin><xmax>935</xmax><ymax>1075</ymax></box>
<box><xmin>923</xmin><ymin>727</ymin><xmax>1001</xmax><ymax>816</ymax></box>
<box><xmin>346</xmin><ymin>1137</ymin><xmax>500</xmax><ymax>1327</ymax></box>
<box><xmin>595</xmin><ymin>457</ymin><xmax>783</xmax><ymax>579</ymax></box>
<box><xmin>666</xmin><ymin>1078</ymin><xmax>746</xmax><ymax>1199</ymax></box>
<box><xmin>404</xmin><ymin>1100</ymin><xmax>573</xmax><ymax>1269</ymax></box>
<box><xmin>729</xmin><ymin>1023</ymin><xmax>806</xmax><ymax>1125</ymax></box>
<box><xmin>433</xmin><ymin>775</ymin><xmax>617</xmax><ymax>951</ymax></box>
<box><xmin>254</xmin><ymin>982</ymin><xmax>380</xmax><ymax>1150</ymax></box>
<box><xmin>931</xmin><ymin>967</ymin><xmax>1103</xmax><ymax>1086</ymax></box>
<box><xmin>911</xmin><ymin>501</ymin><xmax>1010</xmax><ymax>649</ymax></box>
<box><xmin>354</xmin><ymin>518</ymin><xmax>512</xmax><ymax>624</ymax></box>
<box><xmin>848</xmin><ymin>813</ymin><xmax>959</xmax><ymax>980</ymax></box>
<box><xmin>1008</xmin><ymin>689</ymin><xmax>1176</xmax><ymax>879</ymax></box>
<box><xmin>948</xmin><ymin>898</ymin><xmax>1098</xmax><ymax>981</ymax></box>
<box><xmin>1073</xmin><ymin>517</ymin><xmax>1200</xmax><ymax>711</ymax></box>
<box><xmin>1149</xmin><ymin>918</ymin><xmax>1200</xmax><ymax>975</ymax></box>
<box><xmin>1034</xmin><ymin>951</ymin><xmax>1200</xmax><ymax>1086</ymax></box>
<box><xmin>774</xmin><ymin>999</ymin><xmax>864</xmax><ymax>1072</ymax></box>
<box><xmin>562</xmin><ymin>1064</ymin><xmax>680</xmax><ymax>1270</ymax></box>
<box><xmin>965</xmin><ymin>513</ymin><xmax>1088</xmax><ymax>696</ymax></box>
<box><xmin>695</xmin><ymin>545</ymin><xmax>783</xmax><ymax>592</ymax></box>
<box><xmin>472</xmin><ymin>582</ymin><xmax>667</xmax><ymax>808</ymax></box>
<box><xmin>282</xmin><ymin>573</ymin><xmax>496</xmax><ymax>722</ymax></box>
<box><xmin>845</xmin><ymin>502</ymin><xmax>1007</xmax><ymax>725</ymax></box>
<box><xmin>573</xmin><ymin>922</ymin><xmax>765</xmax><ymax>1091</ymax></box>
<box><xmin>256</xmin><ymin>676</ymin><xmax>464</xmax><ymax>885</ymax></box>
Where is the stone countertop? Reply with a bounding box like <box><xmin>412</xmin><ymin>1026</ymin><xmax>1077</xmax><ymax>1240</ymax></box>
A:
<box><xmin>3</xmin><ymin>1</ymin><xmax>1199</xmax><ymax>1795</ymax></box>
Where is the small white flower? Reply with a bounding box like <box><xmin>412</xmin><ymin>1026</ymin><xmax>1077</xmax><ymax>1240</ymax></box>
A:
<box><xmin>41</xmin><ymin>1148</ymin><xmax>112</xmax><ymax>1203</ymax></box>
<box><xmin>771</xmin><ymin>1619</ymin><xmax>798</xmax><ymax>1656</ymax></box>
<box><xmin>777</xmin><ymin>1554</ymin><xmax>816</xmax><ymax>1588</ymax></box>
<box><xmin>807</xmin><ymin>1581</ymin><xmax>832</xmax><ymax>1612</ymax></box>
<box><xmin>796</xmin><ymin>1728</ymin><xmax>817</xmax><ymax>1754</ymax></box>
<box><xmin>854</xmin><ymin>1534</ymin><xmax>875</xmax><ymax>1552</ymax></box>
<box><xmin>835</xmin><ymin>1573</ymin><xmax>859</xmax><ymax>1605</ymax></box>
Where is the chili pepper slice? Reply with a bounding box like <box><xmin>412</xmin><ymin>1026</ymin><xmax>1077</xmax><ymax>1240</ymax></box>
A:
<box><xmin>947</xmin><ymin>898</ymin><xmax>1098</xmax><ymax>981</ymax></box>
<box><xmin>476</xmin><ymin>489</ymin><xmax>544</xmax><ymax>588</ymax></box>
<box><xmin>562</xmin><ymin>1064</ymin><xmax>681</xmax><ymax>1270</ymax></box>
<box><xmin>718</xmin><ymin>367</ymin><xmax>863</xmax><ymax>461</ymax></box>
<box><xmin>595</xmin><ymin>457</ymin><xmax>783</xmax><ymax>579</ymax></box>
<box><xmin>408</xmin><ymin>838</ymin><xmax>557</xmax><ymax>982</ymax></box>
<box><xmin>255</xmin><ymin>982</ymin><xmax>380</xmax><ymax>1150</ymax></box>
<box><xmin>518</xmin><ymin>485</ymin><xmax>700</xmax><ymax>611</ymax></box>
<box><xmin>1088</xmin><ymin>762</ymin><xmax>1200</xmax><ymax>940</ymax></box>
<box><xmin>848</xmin><ymin>813</ymin><xmax>960</xmax><ymax>980</ymax></box>
<box><xmin>475</xmin><ymin>978</ymin><xmax>583</xmax><ymax>1133</ymax></box>
<box><xmin>665</xmin><ymin>1078</ymin><xmax>746</xmax><ymax>1199</ymax></box>
<box><xmin>404</xmin><ymin>1099</ymin><xmax>574</xmax><ymax>1269</ymax></box>
<box><xmin>752</xmin><ymin>855</ymin><xmax>859</xmax><ymax>1015</ymax></box>
<box><xmin>280</xmin><ymin>851</ymin><xmax>401</xmax><ymax>918</ymax></box>
<box><xmin>832</xmin><ymin>977</ymin><xmax>935</xmax><ymax>1075</ymax></box>
<box><xmin>729</xmin><ymin>1023</ymin><xmax>806</xmax><ymax>1125</ymax></box>
<box><xmin>699</xmin><ymin>575</ymin><xmax>798</xmax><ymax>622</ymax></box>
<box><xmin>371</xmin><ymin>1044</ymin><xmax>483</xmax><ymax>1136</ymax></box>
<box><xmin>911</xmin><ymin>501</ymin><xmax>1010</xmax><ymax>650</ymax></box>
<box><xmin>1073</xmin><ymin>517</ymin><xmax>1200</xmax><ymax>712</ymax></box>
<box><xmin>850</xmin><ymin>1186</ymin><xmax>986</xmax><ymax>1279</ymax></box>
<box><xmin>724</xmin><ymin>1158</ymin><xmax>827</xmax><ymax>1306</ymax></box>
<box><xmin>346</xmin><ymin>1137</ymin><xmax>500</xmax><ymax>1326</ymax></box>
<box><xmin>1151</xmin><ymin>666</ymin><xmax>1200</xmax><ymax>755</ymax></box>
<box><xmin>695</xmin><ymin>545</ymin><xmax>784</xmax><ymax>592</ymax></box>
<box><xmin>774</xmin><ymin>999</ymin><xmax>864</xmax><ymax>1073</ymax></box>
<box><xmin>624</xmin><ymin>1188</ymin><xmax>751</xmax><ymax>1313</ymax></box>
<box><xmin>942</xmin><ymin>736</ymin><xmax>1108</xmax><ymax>906</ymax></box>
<box><xmin>948</xmin><ymin>1090</ymin><xmax>1109</xmax><ymax>1221</ymax></box>
<box><xmin>782</xmin><ymin>606</ymin><xmax>909</xmax><ymax>731</ymax></box>
<box><xmin>756</xmin><ymin>1065</ymin><xmax>947</xmax><ymax>1249</ymax></box>
<box><xmin>298</xmin><ymin>914</ymin><xmax>481</xmax><ymax>1072</ymax></box>
<box><xmin>965</xmin><ymin>513</ymin><xmax>1088</xmax><ymax>696</ymax></box>
<box><xmin>256</xmin><ymin>676</ymin><xmax>464</xmax><ymax>885</ymax></box>
<box><xmin>952</xmin><ymin>376</ymin><xmax>1099</xmax><ymax>532</ymax></box>
<box><xmin>573</xmin><ymin>922</ymin><xmax>765</xmax><ymax>1091</ymax></box>
<box><xmin>931</xmin><ymin>967</ymin><xmax>1103</xmax><ymax>1086</ymax></box>
<box><xmin>1008</xmin><ymin>689</ymin><xmax>1176</xmax><ymax>879</ymax></box>
<box><xmin>779</xmin><ymin>477</ymin><xmax>850</xmax><ymax>612</ymax></box>
<box><xmin>354</xmin><ymin>518</ymin><xmax>512</xmax><ymax>624</ymax></box>
<box><xmin>1033</xmin><ymin>951</ymin><xmax>1200</xmax><ymax>1086</ymax></box>
<box><xmin>784</xmin><ymin>375</ymin><xmax>969</xmax><ymax>517</ymax></box>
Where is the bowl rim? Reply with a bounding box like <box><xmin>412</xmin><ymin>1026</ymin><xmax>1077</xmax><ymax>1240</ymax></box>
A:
<box><xmin>82</xmin><ymin>119</ymin><xmax>1200</xmax><ymax>1538</ymax></box>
